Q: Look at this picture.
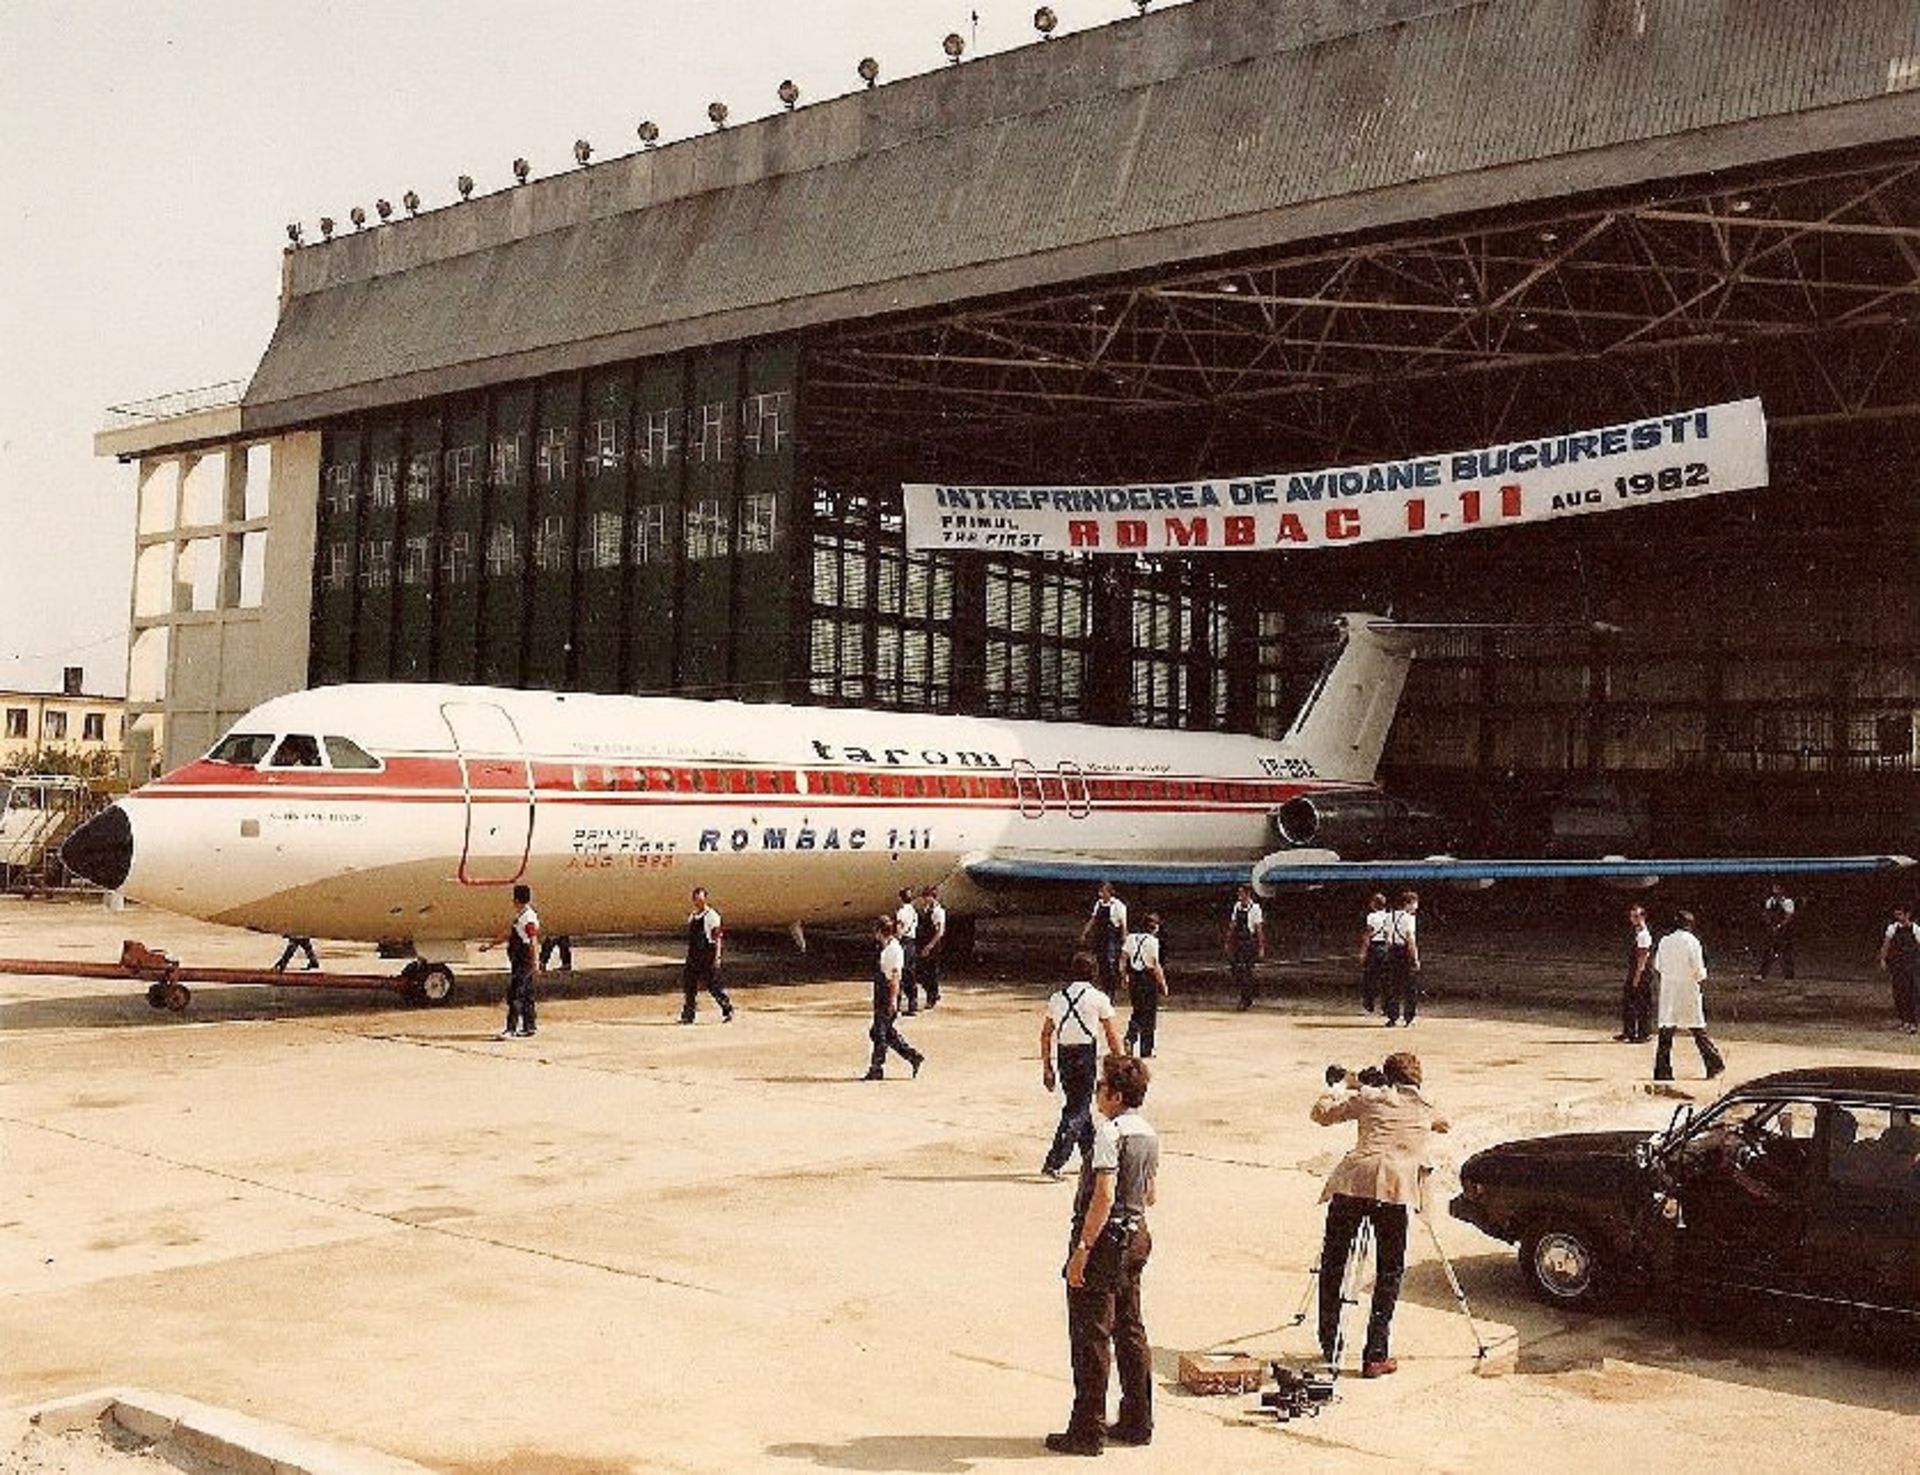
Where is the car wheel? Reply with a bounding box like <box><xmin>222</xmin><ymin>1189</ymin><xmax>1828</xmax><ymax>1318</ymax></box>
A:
<box><xmin>1521</xmin><ymin>1221</ymin><xmax>1608</xmax><ymax>1310</ymax></box>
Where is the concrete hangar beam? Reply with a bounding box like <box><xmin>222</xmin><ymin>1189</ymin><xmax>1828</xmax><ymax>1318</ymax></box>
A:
<box><xmin>239</xmin><ymin>0</ymin><xmax>1920</xmax><ymax>430</ymax></box>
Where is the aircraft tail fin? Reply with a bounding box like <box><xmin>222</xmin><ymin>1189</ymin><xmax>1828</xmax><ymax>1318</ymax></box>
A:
<box><xmin>1279</xmin><ymin>614</ymin><xmax>1421</xmax><ymax>784</ymax></box>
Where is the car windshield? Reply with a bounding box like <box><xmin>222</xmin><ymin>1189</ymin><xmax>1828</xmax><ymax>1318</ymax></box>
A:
<box><xmin>207</xmin><ymin>732</ymin><xmax>276</xmax><ymax>766</ymax></box>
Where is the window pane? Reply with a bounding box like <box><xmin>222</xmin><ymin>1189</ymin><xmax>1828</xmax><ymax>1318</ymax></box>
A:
<box><xmin>138</xmin><ymin>461</ymin><xmax>179</xmax><ymax>534</ymax></box>
<box><xmin>128</xmin><ymin>628</ymin><xmax>170</xmax><ymax>703</ymax></box>
<box><xmin>134</xmin><ymin>542</ymin><xmax>175</xmax><ymax>617</ymax></box>
<box><xmin>178</xmin><ymin>538</ymin><xmax>222</xmax><ymax>612</ymax></box>
<box><xmin>243</xmin><ymin>443</ymin><xmax>272</xmax><ymax>518</ymax></box>
<box><xmin>323</xmin><ymin>735</ymin><xmax>381</xmax><ymax>770</ymax></box>
<box><xmin>237</xmin><ymin>531</ymin><xmax>267</xmax><ymax>608</ymax></box>
<box><xmin>181</xmin><ymin>452</ymin><xmax>226</xmax><ymax>527</ymax></box>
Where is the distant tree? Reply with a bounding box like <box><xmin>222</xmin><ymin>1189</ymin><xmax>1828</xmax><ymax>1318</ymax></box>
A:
<box><xmin>2</xmin><ymin>747</ymin><xmax>119</xmax><ymax>783</ymax></box>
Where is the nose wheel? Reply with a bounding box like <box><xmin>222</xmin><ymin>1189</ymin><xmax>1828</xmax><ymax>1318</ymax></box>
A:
<box><xmin>144</xmin><ymin>979</ymin><xmax>192</xmax><ymax>1011</ymax></box>
<box><xmin>402</xmin><ymin>961</ymin><xmax>457</xmax><ymax>1006</ymax></box>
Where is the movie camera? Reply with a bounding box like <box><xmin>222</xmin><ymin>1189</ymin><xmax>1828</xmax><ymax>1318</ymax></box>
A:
<box><xmin>1260</xmin><ymin>1361</ymin><xmax>1337</xmax><ymax>1421</ymax></box>
<box><xmin>1325</xmin><ymin>1062</ymin><xmax>1388</xmax><ymax>1088</ymax></box>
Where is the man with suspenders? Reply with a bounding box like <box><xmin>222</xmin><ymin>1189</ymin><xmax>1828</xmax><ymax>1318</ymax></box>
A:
<box><xmin>1079</xmin><ymin>882</ymin><xmax>1128</xmax><ymax>995</ymax></box>
<box><xmin>1381</xmin><ymin>891</ymin><xmax>1421</xmax><ymax>1027</ymax></box>
<box><xmin>1121</xmin><ymin>913</ymin><xmax>1169</xmax><ymax>1059</ymax></box>
<box><xmin>680</xmin><ymin>886</ymin><xmax>733</xmax><ymax>1024</ymax></box>
<box><xmin>1040</xmin><ymin>953</ymin><xmax>1124</xmax><ymax>1180</ymax></box>
<box><xmin>1225</xmin><ymin>884</ymin><xmax>1266</xmax><ymax>1011</ymax></box>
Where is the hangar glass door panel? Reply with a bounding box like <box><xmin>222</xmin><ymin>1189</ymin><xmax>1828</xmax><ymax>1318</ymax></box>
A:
<box><xmin>441</xmin><ymin>702</ymin><xmax>534</xmax><ymax>885</ymax></box>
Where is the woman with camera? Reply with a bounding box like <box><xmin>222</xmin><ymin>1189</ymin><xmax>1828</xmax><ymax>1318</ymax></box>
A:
<box><xmin>1310</xmin><ymin>1052</ymin><xmax>1450</xmax><ymax>1377</ymax></box>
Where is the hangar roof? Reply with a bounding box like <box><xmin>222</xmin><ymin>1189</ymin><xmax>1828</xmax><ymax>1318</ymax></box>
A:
<box><xmin>242</xmin><ymin>0</ymin><xmax>1920</xmax><ymax>431</ymax></box>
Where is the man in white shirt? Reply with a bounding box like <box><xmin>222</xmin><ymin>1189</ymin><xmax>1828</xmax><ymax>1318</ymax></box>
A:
<box><xmin>1079</xmin><ymin>882</ymin><xmax>1128</xmax><ymax>993</ymax></box>
<box><xmin>1614</xmin><ymin>904</ymin><xmax>1654</xmax><ymax>1043</ymax></box>
<box><xmin>1225</xmin><ymin>884</ymin><xmax>1266</xmax><ymax>1010</ymax></box>
<box><xmin>479</xmin><ymin>882</ymin><xmax>542</xmax><ymax>1039</ymax></box>
<box><xmin>1040</xmin><ymin>952</ymin><xmax>1124</xmax><ymax>1179</ymax></box>
<box><xmin>914</xmin><ymin>885</ymin><xmax>947</xmax><ymax>1010</ymax></box>
<box><xmin>895</xmin><ymin>888</ymin><xmax>923</xmax><ymax>1013</ymax></box>
<box><xmin>1653</xmin><ymin>909</ymin><xmax>1725</xmax><ymax>1081</ymax></box>
<box><xmin>864</xmin><ymin>915</ymin><xmax>924</xmax><ymax>1081</ymax></box>
<box><xmin>1382</xmin><ymin>891</ymin><xmax>1421</xmax><ymax>1027</ymax></box>
<box><xmin>1753</xmin><ymin>881</ymin><xmax>1798</xmax><ymax>981</ymax></box>
<box><xmin>680</xmin><ymin>886</ymin><xmax>733</xmax><ymax>1024</ymax></box>
<box><xmin>1359</xmin><ymin>892</ymin><xmax>1390</xmax><ymax>1015</ymax></box>
<box><xmin>1120</xmin><ymin>913</ymin><xmax>1168</xmax><ymax>1058</ymax></box>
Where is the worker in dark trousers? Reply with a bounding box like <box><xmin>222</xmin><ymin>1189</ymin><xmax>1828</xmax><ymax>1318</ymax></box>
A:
<box><xmin>480</xmin><ymin>883</ymin><xmax>541</xmax><ymax>1039</ymax></box>
<box><xmin>1120</xmin><ymin>913</ymin><xmax>1168</xmax><ymax>1058</ymax></box>
<box><xmin>1381</xmin><ymin>891</ymin><xmax>1421</xmax><ymax>1026</ymax></box>
<box><xmin>1079</xmin><ymin>881</ymin><xmax>1128</xmax><ymax>995</ymax></box>
<box><xmin>915</xmin><ymin>884</ymin><xmax>947</xmax><ymax>1010</ymax></box>
<box><xmin>1041</xmin><ymin>952</ymin><xmax>1123</xmax><ymax>1179</ymax></box>
<box><xmin>895</xmin><ymin>888</ymin><xmax>922</xmax><ymax>1014</ymax></box>
<box><xmin>1877</xmin><ymin>903</ymin><xmax>1920</xmax><ymax>1035</ymax></box>
<box><xmin>865</xmin><ymin>914</ymin><xmax>924</xmax><ymax>1080</ymax></box>
<box><xmin>272</xmin><ymin>935</ymin><xmax>319</xmax><ymax>971</ymax></box>
<box><xmin>680</xmin><ymin>886</ymin><xmax>733</xmax><ymax>1024</ymax></box>
<box><xmin>1752</xmin><ymin>881</ymin><xmax>1798</xmax><ymax>981</ymax></box>
<box><xmin>1225</xmin><ymin>884</ymin><xmax>1266</xmax><ymax>1010</ymax></box>
<box><xmin>539</xmin><ymin>933</ymin><xmax>573</xmax><ymax>972</ymax></box>
<box><xmin>1614</xmin><ymin>903</ymin><xmax>1654</xmax><ymax>1043</ymax></box>
<box><xmin>1359</xmin><ymin>893</ymin><xmax>1389</xmax><ymax>1013</ymax></box>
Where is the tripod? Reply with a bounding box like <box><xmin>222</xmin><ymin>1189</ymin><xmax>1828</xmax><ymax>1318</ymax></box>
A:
<box><xmin>1285</xmin><ymin>1214</ymin><xmax>1374</xmax><ymax>1377</ymax></box>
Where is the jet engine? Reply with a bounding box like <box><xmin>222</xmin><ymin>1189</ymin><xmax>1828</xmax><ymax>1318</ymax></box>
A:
<box><xmin>1271</xmin><ymin>794</ymin><xmax>1455</xmax><ymax>861</ymax></box>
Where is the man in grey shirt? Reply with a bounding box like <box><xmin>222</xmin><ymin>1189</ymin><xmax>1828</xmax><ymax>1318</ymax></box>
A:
<box><xmin>1048</xmin><ymin>1053</ymin><xmax>1160</xmax><ymax>1456</ymax></box>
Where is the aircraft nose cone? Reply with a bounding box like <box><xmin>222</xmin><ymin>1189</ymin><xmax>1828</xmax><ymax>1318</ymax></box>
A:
<box><xmin>62</xmin><ymin>803</ymin><xmax>132</xmax><ymax>890</ymax></box>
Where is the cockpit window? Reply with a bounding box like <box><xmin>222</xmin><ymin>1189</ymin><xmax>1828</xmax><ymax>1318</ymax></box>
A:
<box><xmin>267</xmin><ymin>734</ymin><xmax>323</xmax><ymax>768</ymax></box>
<box><xmin>208</xmin><ymin>733</ymin><xmax>276</xmax><ymax>766</ymax></box>
<box><xmin>324</xmin><ymin>736</ymin><xmax>381</xmax><ymax>771</ymax></box>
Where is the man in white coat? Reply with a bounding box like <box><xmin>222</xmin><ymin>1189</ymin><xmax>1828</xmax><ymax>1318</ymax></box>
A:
<box><xmin>1652</xmin><ymin>910</ymin><xmax>1726</xmax><ymax>1082</ymax></box>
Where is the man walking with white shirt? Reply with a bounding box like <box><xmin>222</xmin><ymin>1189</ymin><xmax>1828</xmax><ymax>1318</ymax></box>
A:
<box><xmin>1041</xmin><ymin>952</ymin><xmax>1124</xmax><ymax>1180</ymax></box>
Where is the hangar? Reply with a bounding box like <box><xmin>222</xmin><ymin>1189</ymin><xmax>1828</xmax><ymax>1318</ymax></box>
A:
<box><xmin>99</xmin><ymin>0</ymin><xmax>1919</xmax><ymax>851</ymax></box>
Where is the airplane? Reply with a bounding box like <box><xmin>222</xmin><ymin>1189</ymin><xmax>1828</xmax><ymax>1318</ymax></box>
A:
<box><xmin>58</xmin><ymin>613</ymin><xmax>1912</xmax><ymax>1001</ymax></box>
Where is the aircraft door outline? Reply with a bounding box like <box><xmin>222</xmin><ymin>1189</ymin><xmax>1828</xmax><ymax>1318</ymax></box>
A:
<box><xmin>441</xmin><ymin>702</ymin><xmax>535</xmax><ymax>885</ymax></box>
<box><xmin>1011</xmin><ymin>758</ymin><xmax>1046</xmax><ymax>820</ymax></box>
<box><xmin>1058</xmin><ymin>761</ymin><xmax>1092</xmax><ymax>819</ymax></box>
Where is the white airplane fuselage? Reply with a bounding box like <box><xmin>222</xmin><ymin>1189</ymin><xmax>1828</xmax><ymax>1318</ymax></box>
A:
<box><xmin>71</xmin><ymin>616</ymin><xmax>1418</xmax><ymax>948</ymax></box>
<box><xmin>107</xmin><ymin>689</ymin><xmax>1340</xmax><ymax>947</ymax></box>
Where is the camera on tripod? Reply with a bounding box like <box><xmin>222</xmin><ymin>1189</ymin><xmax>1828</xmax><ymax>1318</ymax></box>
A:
<box><xmin>1260</xmin><ymin>1360</ymin><xmax>1337</xmax><ymax>1421</ymax></box>
<box><xmin>1325</xmin><ymin>1062</ymin><xmax>1388</xmax><ymax>1088</ymax></box>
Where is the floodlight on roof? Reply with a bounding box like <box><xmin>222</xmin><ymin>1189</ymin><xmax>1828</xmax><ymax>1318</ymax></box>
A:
<box><xmin>778</xmin><ymin>78</ymin><xmax>799</xmax><ymax>109</ymax></box>
<box><xmin>858</xmin><ymin>56</ymin><xmax>880</xmax><ymax>86</ymax></box>
<box><xmin>349</xmin><ymin>205</ymin><xmax>366</xmax><ymax>229</ymax></box>
<box><xmin>707</xmin><ymin>101</ymin><xmax>729</xmax><ymax>129</ymax></box>
<box><xmin>456</xmin><ymin>174</ymin><xmax>474</xmax><ymax>200</ymax></box>
<box><xmin>1729</xmin><ymin>196</ymin><xmax>1754</xmax><ymax>214</ymax></box>
<box><xmin>1034</xmin><ymin>7</ymin><xmax>1058</xmax><ymax>38</ymax></box>
<box><xmin>375</xmin><ymin>198</ymin><xmax>392</xmax><ymax>221</ymax></box>
<box><xmin>1134</xmin><ymin>0</ymin><xmax>1152</xmax><ymax>14</ymax></box>
<box><xmin>513</xmin><ymin>157</ymin><xmax>531</xmax><ymax>184</ymax></box>
<box><xmin>286</xmin><ymin>222</ymin><xmax>303</xmax><ymax>247</ymax></box>
<box><xmin>638</xmin><ymin>119</ymin><xmax>660</xmax><ymax>147</ymax></box>
<box><xmin>1537</xmin><ymin>228</ymin><xmax>1559</xmax><ymax>245</ymax></box>
<box><xmin>402</xmin><ymin>189</ymin><xmax>420</xmax><ymax>214</ymax></box>
<box><xmin>573</xmin><ymin>138</ymin><xmax>593</xmax><ymax>166</ymax></box>
<box><xmin>943</xmin><ymin>32</ymin><xmax>965</xmax><ymax>63</ymax></box>
<box><xmin>319</xmin><ymin>216</ymin><xmax>335</xmax><ymax>240</ymax></box>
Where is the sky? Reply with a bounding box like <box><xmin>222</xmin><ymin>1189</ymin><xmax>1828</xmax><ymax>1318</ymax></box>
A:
<box><xmin>0</xmin><ymin>0</ymin><xmax>1190</xmax><ymax>697</ymax></box>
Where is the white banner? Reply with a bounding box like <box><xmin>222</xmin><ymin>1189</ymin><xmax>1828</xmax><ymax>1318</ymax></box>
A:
<box><xmin>904</xmin><ymin>398</ymin><xmax>1768</xmax><ymax>554</ymax></box>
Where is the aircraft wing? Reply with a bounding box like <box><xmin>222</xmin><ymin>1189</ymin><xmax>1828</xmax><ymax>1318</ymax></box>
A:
<box><xmin>965</xmin><ymin>851</ymin><xmax>1914</xmax><ymax>895</ymax></box>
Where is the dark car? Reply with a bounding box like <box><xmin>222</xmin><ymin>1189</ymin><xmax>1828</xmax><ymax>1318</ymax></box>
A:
<box><xmin>1451</xmin><ymin>1068</ymin><xmax>1920</xmax><ymax>1319</ymax></box>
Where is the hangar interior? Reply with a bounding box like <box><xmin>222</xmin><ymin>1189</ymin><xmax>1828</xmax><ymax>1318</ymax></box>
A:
<box><xmin>108</xmin><ymin>0</ymin><xmax>1919</xmax><ymax>853</ymax></box>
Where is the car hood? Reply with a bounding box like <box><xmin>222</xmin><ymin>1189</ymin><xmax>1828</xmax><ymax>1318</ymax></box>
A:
<box><xmin>1461</xmin><ymin>1130</ymin><xmax>1652</xmax><ymax>1187</ymax></box>
<box><xmin>1469</xmin><ymin>1130</ymin><xmax>1650</xmax><ymax>1161</ymax></box>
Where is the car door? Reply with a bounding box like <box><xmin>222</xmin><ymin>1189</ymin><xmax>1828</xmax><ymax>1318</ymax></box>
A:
<box><xmin>1802</xmin><ymin>1103</ymin><xmax>1920</xmax><ymax>1314</ymax></box>
<box><xmin>1672</xmin><ymin>1097</ymin><xmax>1819</xmax><ymax>1299</ymax></box>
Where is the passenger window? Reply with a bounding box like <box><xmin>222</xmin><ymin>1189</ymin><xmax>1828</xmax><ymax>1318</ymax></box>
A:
<box><xmin>208</xmin><ymin>733</ymin><xmax>276</xmax><ymax>766</ymax></box>
<box><xmin>1829</xmin><ymin>1107</ymin><xmax>1920</xmax><ymax>1193</ymax></box>
<box><xmin>323</xmin><ymin>736</ymin><xmax>381</xmax><ymax>771</ymax></box>
<box><xmin>267</xmin><ymin>734</ymin><xmax>322</xmax><ymax>768</ymax></box>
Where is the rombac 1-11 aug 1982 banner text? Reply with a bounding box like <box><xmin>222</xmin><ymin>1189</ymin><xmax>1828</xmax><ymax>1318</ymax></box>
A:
<box><xmin>904</xmin><ymin>398</ymin><xmax>1768</xmax><ymax>555</ymax></box>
